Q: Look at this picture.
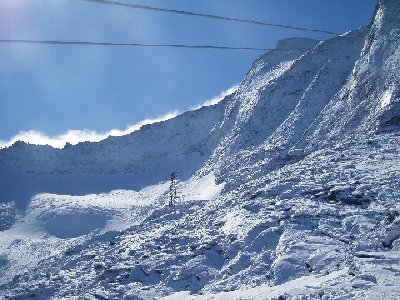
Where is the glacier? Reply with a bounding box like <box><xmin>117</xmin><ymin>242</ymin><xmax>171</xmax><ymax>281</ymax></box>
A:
<box><xmin>0</xmin><ymin>0</ymin><xmax>399</xmax><ymax>299</ymax></box>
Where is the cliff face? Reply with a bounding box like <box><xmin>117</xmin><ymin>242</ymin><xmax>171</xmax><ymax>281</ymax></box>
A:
<box><xmin>210</xmin><ymin>28</ymin><xmax>368</xmax><ymax>188</ymax></box>
<box><xmin>208</xmin><ymin>0</ymin><xmax>399</xmax><ymax>189</ymax></box>
<box><xmin>299</xmin><ymin>0</ymin><xmax>400</xmax><ymax>147</ymax></box>
<box><xmin>363</xmin><ymin>0</ymin><xmax>400</xmax><ymax>130</ymax></box>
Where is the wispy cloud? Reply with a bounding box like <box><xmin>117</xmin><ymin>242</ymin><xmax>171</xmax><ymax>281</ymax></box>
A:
<box><xmin>0</xmin><ymin>85</ymin><xmax>238</xmax><ymax>149</ymax></box>
<box><xmin>0</xmin><ymin>111</ymin><xmax>179</xmax><ymax>149</ymax></box>
<box><xmin>191</xmin><ymin>84</ymin><xmax>238</xmax><ymax>110</ymax></box>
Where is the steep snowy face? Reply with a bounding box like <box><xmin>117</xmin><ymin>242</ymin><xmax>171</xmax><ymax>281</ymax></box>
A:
<box><xmin>211</xmin><ymin>29</ymin><xmax>367</xmax><ymax>188</ymax></box>
<box><xmin>215</xmin><ymin>38</ymin><xmax>319</xmax><ymax>153</ymax></box>
<box><xmin>302</xmin><ymin>0</ymin><xmax>400</xmax><ymax>147</ymax></box>
<box><xmin>233</xmin><ymin>38</ymin><xmax>320</xmax><ymax>126</ymax></box>
<box><xmin>359</xmin><ymin>0</ymin><xmax>400</xmax><ymax>130</ymax></box>
<box><xmin>209</xmin><ymin>0</ymin><xmax>400</xmax><ymax>189</ymax></box>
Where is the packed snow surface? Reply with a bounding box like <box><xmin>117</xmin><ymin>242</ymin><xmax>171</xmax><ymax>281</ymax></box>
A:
<box><xmin>0</xmin><ymin>0</ymin><xmax>399</xmax><ymax>299</ymax></box>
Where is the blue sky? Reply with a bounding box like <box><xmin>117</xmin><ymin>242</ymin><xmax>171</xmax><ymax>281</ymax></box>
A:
<box><xmin>0</xmin><ymin>0</ymin><xmax>377</xmax><ymax>147</ymax></box>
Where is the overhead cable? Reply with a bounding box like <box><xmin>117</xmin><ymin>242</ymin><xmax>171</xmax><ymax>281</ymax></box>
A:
<box><xmin>81</xmin><ymin>0</ymin><xmax>339</xmax><ymax>35</ymax></box>
<box><xmin>0</xmin><ymin>39</ymin><xmax>361</xmax><ymax>53</ymax></box>
<box><xmin>0</xmin><ymin>39</ymin><xmax>275</xmax><ymax>51</ymax></box>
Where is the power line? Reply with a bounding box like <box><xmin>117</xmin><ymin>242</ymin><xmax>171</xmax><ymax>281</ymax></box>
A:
<box><xmin>0</xmin><ymin>39</ymin><xmax>276</xmax><ymax>51</ymax></box>
<box><xmin>0</xmin><ymin>39</ymin><xmax>361</xmax><ymax>54</ymax></box>
<box><xmin>81</xmin><ymin>0</ymin><xmax>339</xmax><ymax>36</ymax></box>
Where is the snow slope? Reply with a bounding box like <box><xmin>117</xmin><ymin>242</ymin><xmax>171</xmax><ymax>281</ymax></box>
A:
<box><xmin>0</xmin><ymin>0</ymin><xmax>399</xmax><ymax>299</ymax></box>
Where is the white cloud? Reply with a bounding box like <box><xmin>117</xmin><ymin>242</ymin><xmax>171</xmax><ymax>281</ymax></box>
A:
<box><xmin>0</xmin><ymin>110</ymin><xmax>179</xmax><ymax>149</ymax></box>
<box><xmin>191</xmin><ymin>84</ymin><xmax>238</xmax><ymax>110</ymax></box>
<box><xmin>0</xmin><ymin>85</ymin><xmax>238</xmax><ymax>149</ymax></box>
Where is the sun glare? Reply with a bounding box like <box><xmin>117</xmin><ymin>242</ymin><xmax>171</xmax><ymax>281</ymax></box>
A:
<box><xmin>0</xmin><ymin>0</ymin><xmax>27</xmax><ymax>28</ymax></box>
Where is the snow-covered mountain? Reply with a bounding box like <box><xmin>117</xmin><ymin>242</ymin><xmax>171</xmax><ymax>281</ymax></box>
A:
<box><xmin>1</xmin><ymin>0</ymin><xmax>399</xmax><ymax>299</ymax></box>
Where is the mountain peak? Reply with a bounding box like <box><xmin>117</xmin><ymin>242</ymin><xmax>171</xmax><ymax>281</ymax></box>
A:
<box><xmin>369</xmin><ymin>0</ymin><xmax>400</xmax><ymax>37</ymax></box>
